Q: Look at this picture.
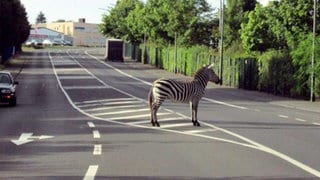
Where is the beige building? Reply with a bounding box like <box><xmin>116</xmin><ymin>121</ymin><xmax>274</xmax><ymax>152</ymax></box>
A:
<box><xmin>35</xmin><ymin>19</ymin><xmax>105</xmax><ymax>46</ymax></box>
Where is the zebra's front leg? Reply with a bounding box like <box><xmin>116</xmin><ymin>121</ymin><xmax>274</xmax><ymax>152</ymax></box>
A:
<box><xmin>190</xmin><ymin>102</ymin><xmax>201</xmax><ymax>127</ymax></box>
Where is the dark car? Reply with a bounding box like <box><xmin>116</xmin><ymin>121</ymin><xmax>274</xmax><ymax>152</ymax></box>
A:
<box><xmin>0</xmin><ymin>71</ymin><xmax>18</xmax><ymax>106</ymax></box>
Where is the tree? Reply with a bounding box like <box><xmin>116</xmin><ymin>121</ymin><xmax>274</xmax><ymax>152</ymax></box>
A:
<box><xmin>143</xmin><ymin>0</ymin><xmax>215</xmax><ymax>46</ymax></box>
<box><xmin>0</xmin><ymin>0</ymin><xmax>30</xmax><ymax>62</ymax></box>
<box><xmin>36</xmin><ymin>11</ymin><xmax>47</xmax><ymax>24</ymax></box>
<box><xmin>125</xmin><ymin>1</ymin><xmax>146</xmax><ymax>43</ymax></box>
<box><xmin>100</xmin><ymin>0</ymin><xmax>142</xmax><ymax>42</ymax></box>
<box><xmin>224</xmin><ymin>0</ymin><xmax>257</xmax><ymax>47</ymax></box>
<box><xmin>240</xmin><ymin>3</ymin><xmax>286</xmax><ymax>52</ymax></box>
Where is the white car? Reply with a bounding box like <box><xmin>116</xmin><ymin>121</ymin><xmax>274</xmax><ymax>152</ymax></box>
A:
<box><xmin>0</xmin><ymin>71</ymin><xmax>18</xmax><ymax>106</ymax></box>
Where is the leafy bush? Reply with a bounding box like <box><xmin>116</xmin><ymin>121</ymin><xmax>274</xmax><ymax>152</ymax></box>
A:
<box><xmin>258</xmin><ymin>50</ymin><xmax>294</xmax><ymax>96</ymax></box>
<box><xmin>291</xmin><ymin>34</ymin><xmax>320</xmax><ymax>99</ymax></box>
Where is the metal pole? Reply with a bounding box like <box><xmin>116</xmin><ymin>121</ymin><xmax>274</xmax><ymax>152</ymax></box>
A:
<box><xmin>219</xmin><ymin>0</ymin><xmax>224</xmax><ymax>85</ymax></box>
<box><xmin>311</xmin><ymin>0</ymin><xmax>316</xmax><ymax>102</ymax></box>
<box><xmin>174</xmin><ymin>32</ymin><xmax>177</xmax><ymax>74</ymax></box>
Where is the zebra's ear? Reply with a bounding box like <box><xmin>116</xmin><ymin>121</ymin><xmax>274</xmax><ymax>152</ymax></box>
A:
<box><xmin>207</xmin><ymin>63</ymin><xmax>215</xmax><ymax>69</ymax></box>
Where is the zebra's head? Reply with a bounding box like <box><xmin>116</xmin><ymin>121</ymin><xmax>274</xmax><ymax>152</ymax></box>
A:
<box><xmin>206</xmin><ymin>63</ymin><xmax>220</xmax><ymax>84</ymax></box>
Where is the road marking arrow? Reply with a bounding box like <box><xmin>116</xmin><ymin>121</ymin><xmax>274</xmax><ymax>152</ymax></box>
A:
<box><xmin>11</xmin><ymin>133</ymin><xmax>54</xmax><ymax>146</ymax></box>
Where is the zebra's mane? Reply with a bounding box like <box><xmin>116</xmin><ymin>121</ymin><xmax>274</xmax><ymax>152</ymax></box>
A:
<box><xmin>193</xmin><ymin>67</ymin><xmax>207</xmax><ymax>79</ymax></box>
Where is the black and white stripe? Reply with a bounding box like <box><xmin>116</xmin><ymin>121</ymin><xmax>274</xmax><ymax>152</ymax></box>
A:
<box><xmin>148</xmin><ymin>64</ymin><xmax>220</xmax><ymax>127</ymax></box>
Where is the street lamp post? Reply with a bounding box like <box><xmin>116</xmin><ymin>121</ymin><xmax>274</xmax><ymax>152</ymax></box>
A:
<box><xmin>311</xmin><ymin>0</ymin><xmax>316</xmax><ymax>102</ymax></box>
<box><xmin>219</xmin><ymin>0</ymin><xmax>224</xmax><ymax>85</ymax></box>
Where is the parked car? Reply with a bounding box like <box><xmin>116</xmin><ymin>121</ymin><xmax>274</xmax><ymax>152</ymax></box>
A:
<box><xmin>0</xmin><ymin>71</ymin><xmax>18</xmax><ymax>106</ymax></box>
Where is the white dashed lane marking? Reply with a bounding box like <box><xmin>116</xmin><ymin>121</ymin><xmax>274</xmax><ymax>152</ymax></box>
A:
<box><xmin>83</xmin><ymin>165</ymin><xmax>99</xmax><ymax>180</ymax></box>
<box><xmin>93</xmin><ymin>144</ymin><xmax>102</xmax><ymax>155</ymax></box>
<box><xmin>92</xmin><ymin>130</ymin><xmax>100</xmax><ymax>139</ymax></box>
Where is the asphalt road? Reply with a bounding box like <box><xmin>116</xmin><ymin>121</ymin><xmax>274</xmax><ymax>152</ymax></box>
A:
<box><xmin>0</xmin><ymin>48</ymin><xmax>320</xmax><ymax>179</ymax></box>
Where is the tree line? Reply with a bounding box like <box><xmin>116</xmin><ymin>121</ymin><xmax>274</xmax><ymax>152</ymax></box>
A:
<box><xmin>0</xmin><ymin>0</ymin><xmax>30</xmax><ymax>63</ymax></box>
<box><xmin>100</xmin><ymin>0</ymin><xmax>319</xmax><ymax>100</ymax></box>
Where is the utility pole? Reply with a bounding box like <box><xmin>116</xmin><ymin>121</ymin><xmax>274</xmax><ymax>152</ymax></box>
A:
<box><xmin>219</xmin><ymin>0</ymin><xmax>224</xmax><ymax>85</ymax></box>
<box><xmin>311</xmin><ymin>0</ymin><xmax>316</xmax><ymax>102</ymax></box>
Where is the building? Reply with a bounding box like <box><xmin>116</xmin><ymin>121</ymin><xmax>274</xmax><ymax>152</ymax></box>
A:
<box><xmin>33</xmin><ymin>19</ymin><xmax>105</xmax><ymax>46</ymax></box>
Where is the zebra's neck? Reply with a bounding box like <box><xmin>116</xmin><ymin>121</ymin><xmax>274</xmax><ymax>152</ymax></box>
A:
<box><xmin>193</xmin><ymin>72</ymin><xmax>208</xmax><ymax>89</ymax></box>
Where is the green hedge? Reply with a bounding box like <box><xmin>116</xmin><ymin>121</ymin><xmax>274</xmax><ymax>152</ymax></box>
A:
<box><xmin>128</xmin><ymin>43</ymin><xmax>318</xmax><ymax>99</ymax></box>
<box><xmin>258</xmin><ymin>50</ymin><xmax>294</xmax><ymax>96</ymax></box>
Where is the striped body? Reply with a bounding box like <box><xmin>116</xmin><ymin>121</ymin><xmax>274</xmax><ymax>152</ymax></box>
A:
<box><xmin>152</xmin><ymin>78</ymin><xmax>206</xmax><ymax>104</ymax></box>
<box><xmin>148</xmin><ymin>65</ymin><xmax>220</xmax><ymax>127</ymax></box>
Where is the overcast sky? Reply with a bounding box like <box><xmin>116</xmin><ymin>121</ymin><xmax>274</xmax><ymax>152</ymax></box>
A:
<box><xmin>20</xmin><ymin>0</ymin><xmax>270</xmax><ymax>24</ymax></box>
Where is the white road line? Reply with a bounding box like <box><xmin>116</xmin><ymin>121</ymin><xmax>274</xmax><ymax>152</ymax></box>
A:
<box><xmin>59</xmin><ymin>76</ymin><xmax>95</xmax><ymax>79</ymax></box>
<box><xmin>93</xmin><ymin>130</ymin><xmax>100</xmax><ymax>139</ymax></box>
<box><xmin>85</xmin><ymin>104</ymin><xmax>145</xmax><ymax>112</ymax></box>
<box><xmin>295</xmin><ymin>118</ymin><xmax>307</xmax><ymax>122</ymax></box>
<box><xmin>99</xmin><ymin>100</ymin><xmax>141</xmax><ymax>106</ymax></box>
<box><xmin>107</xmin><ymin>113</ymin><xmax>152</xmax><ymax>120</ymax></box>
<box><xmin>278</xmin><ymin>115</ymin><xmax>289</xmax><ymax>119</ymax></box>
<box><xmin>184</xmin><ymin>128</ymin><xmax>218</xmax><ymax>134</ymax></box>
<box><xmin>159</xmin><ymin>116</ymin><xmax>186</xmax><ymax>121</ymax></box>
<box><xmin>78</xmin><ymin>100</ymin><xmax>141</xmax><ymax>108</ymax></box>
<box><xmin>87</xmin><ymin>122</ymin><xmax>95</xmax><ymax>128</ymax></box>
<box><xmin>161</xmin><ymin>123</ymin><xmax>192</xmax><ymax>128</ymax></box>
<box><xmin>129</xmin><ymin>116</ymin><xmax>185</xmax><ymax>125</ymax></box>
<box><xmin>83</xmin><ymin>165</ymin><xmax>98</xmax><ymax>180</ymax></box>
<box><xmin>55</xmin><ymin>68</ymin><xmax>85</xmax><ymax>72</ymax></box>
<box><xmin>92</xmin><ymin>108</ymin><xmax>149</xmax><ymax>116</ymax></box>
<box><xmin>93</xmin><ymin>144</ymin><xmax>102</xmax><ymax>155</ymax></box>
<box><xmin>107</xmin><ymin>112</ymin><xmax>171</xmax><ymax>120</ymax></box>
<box><xmin>313</xmin><ymin>122</ymin><xmax>320</xmax><ymax>126</ymax></box>
<box><xmin>76</xmin><ymin>98</ymin><xmax>136</xmax><ymax>104</ymax></box>
<box><xmin>64</xmin><ymin>86</ymin><xmax>109</xmax><ymax>90</ymax></box>
<box><xmin>203</xmin><ymin>97</ymin><xmax>248</xmax><ymax>110</ymax></box>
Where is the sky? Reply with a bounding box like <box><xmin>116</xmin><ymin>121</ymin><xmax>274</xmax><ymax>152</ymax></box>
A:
<box><xmin>20</xmin><ymin>0</ymin><xmax>270</xmax><ymax>25</ymax></box>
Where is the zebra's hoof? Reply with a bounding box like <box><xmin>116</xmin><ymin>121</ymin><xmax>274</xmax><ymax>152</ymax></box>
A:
<box><xmin>193</xmin><ymin>121</ymin><xmax>201</xmax><ymax>126</ymax></box>
<box><xmin>155</xmin><ymin>122</ymin><xmax>160</xmax><ymax>127</ymax></box>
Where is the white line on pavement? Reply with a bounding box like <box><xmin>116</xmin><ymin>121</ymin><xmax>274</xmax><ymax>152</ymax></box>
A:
<box><xmin>92</xmin><ymin>108</ymin><xmax>149</xmax><ymax>116</ymax></box>
<box><xmin>85</xmin><ymin>104</ymin><xmax>145</xmax><ymax>112</ymax></box>
<box><xmin>93</xmin><ymin>144</ymin><xmax>102</xmax><ymax>155</ymax></box>
<box><xmin>295</xmin><ymin>118</ymin><xmax>307</xmax><ymax>122</ymax></box>
<box><xmin>278</xmin><ymin>115</ymin><xmax>289</xmax><ymax>119</ymax></box>
<box><xmin>87</xmin><ymin>122</ymin><xmax>95</xmax><ymax>128</ymax></box>
<box><xmin>313</xmin><ymin>122</ymin><xmax>320</xmax><ymax>126</ymax></box>
<box><xmin>93</xmin><ymin>130</ymin><xmax>100</xmax><ymax>139</ymax></box>
<box><xmin>83</xmin><ymin>165</ymin><xmax>99</xmax><ymax>180</ymax></box>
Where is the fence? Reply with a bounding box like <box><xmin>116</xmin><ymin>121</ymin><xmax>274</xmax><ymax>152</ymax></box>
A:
<box><xmin>124</xmin><ymin>42</ymin><xmax>259</xmax><ymax>90</ymax></box>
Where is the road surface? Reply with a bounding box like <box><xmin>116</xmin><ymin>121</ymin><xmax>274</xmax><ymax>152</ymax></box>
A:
<box><xmin>1</xmin><ymin>48</ymin><xmax>320</xmax><ymax>179</ymax></box>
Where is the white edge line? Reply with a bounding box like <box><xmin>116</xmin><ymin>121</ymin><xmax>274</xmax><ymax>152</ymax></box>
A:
<box><xmin>49</xmin><ymin>51</ymin><xmax>320</xmax><ymax>178</ymax></box>
<box><xmin>83</xmin><ymin>165</ymin><xmax>99</xmax><ymax>180</ymax></box>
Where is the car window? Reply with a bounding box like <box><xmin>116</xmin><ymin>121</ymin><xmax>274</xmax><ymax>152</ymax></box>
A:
<box><xmin>0</xmin><ymin>74</ymin><xmax>12</xmax><ymax>84</ymax></box>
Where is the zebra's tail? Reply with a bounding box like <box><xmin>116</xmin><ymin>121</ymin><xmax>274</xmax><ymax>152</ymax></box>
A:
<box><xmin>148</xmin><ymin>87</ymin><xmax>153</xmax><ymax>110</ymax></box>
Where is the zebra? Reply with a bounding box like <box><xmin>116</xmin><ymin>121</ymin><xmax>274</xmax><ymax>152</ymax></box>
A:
<box><xmin>148</xmin><ymin>63</ymin><xmax>220</xmax><ymax>127</ymax></box>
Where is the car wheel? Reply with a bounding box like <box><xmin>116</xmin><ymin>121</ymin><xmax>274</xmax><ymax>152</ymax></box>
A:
<box><xmin>9</xmin><ymin>98</ymin><xmax>16</xmax><ymax>106</ymax></box>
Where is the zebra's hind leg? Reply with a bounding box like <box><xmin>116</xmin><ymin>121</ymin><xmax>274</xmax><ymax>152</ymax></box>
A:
<box><xmin>151</xmin><ymin>103</ymin><xmax>160</xmax><ymax>127</ymax></box>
